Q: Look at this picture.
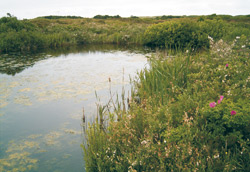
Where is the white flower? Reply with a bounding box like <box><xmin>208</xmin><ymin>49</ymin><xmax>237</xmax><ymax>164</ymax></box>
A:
<box><xmin>236</xmin><ymin>36</ymin><xmax>240</xmax><ymax>39</ymax></box>
<box><xmin>132</xmin><ymin>161</ymin><xmax>137</xmax><ymax>166</ymax></box>
<box><xmin>214</xmin><ymin>154</ymin><xmax>220</xmax><ymax>159</ymax></box>
<box><xmin>208</xmin><ymin>35</ymin><xmax>214</xmax><ymax>41</ymax></box>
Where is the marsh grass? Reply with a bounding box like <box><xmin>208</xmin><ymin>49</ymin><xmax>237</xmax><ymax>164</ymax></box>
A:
<box><xmin>0</xmin><ymin>16</ymin><xmax>155</xmax><ymax>53</ymax></box>
<box><xmin>1</xmin><ymin>15</ymin><xmax>250</xmax><ymax>53</ymax></box>
<box><xmin>83</xmin><ymin>37</ymin><xmax>250</xmax><ymax>171</ymax></box>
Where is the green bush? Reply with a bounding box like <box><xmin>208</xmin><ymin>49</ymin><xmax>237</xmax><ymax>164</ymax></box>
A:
<box><xmin>93</xmin><ymin>15</ymin><xmax>121</xmax><ymax>19</ymax></box>
<box><xmin>199</xmin><ymin>19</ymin><xmax>229</xmax><ymax>41</ymax></box>
<box><xmin>143</xmin><ymin>18</ymin><xmax>250</xmax><ymax>49</ymax></box>
<box><xmin>144</xmin><ymin>20</ymin><xmax>209</xmax><ymax>49</ymax></box>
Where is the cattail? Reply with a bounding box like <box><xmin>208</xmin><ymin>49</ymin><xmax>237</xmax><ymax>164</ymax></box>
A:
<box><xmin>127</xmin><ymin>97</ymin><xmax>130</xmax><ymax>109</ymax></box>
<box><xmin>82</xmin><ymin>107</ymin><xmax>85</xmax><ymax>123</ymax></box>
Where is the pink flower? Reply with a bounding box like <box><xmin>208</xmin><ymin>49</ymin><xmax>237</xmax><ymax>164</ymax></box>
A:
<box><xmin>209</xmin><ymin>102</ymin><xmax>216</xmax><ymax>108</ymax></box>
<box><xmin>217</xmin><ymin>95</ymin><xmax>224</xmax><ymax>104</ymax></box>
<box><xmin>226</xmin><ymin>64</ymin><xmax>229</xmax><ymax>68</ymax></box>
<box><xmin>231</xmin><ymin>110</ymin><xmax>236</xmax><ymax>115</ymax></box>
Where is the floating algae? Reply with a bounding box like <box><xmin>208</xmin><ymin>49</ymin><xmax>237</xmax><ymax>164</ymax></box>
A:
<box><xmin>63</xmin><ymin>154</ymin><xmax>72</xmax><ymax>159</ymax></box>
<box><xmin>44</xmin><ymin>131</ymin><xmax>63</xmax><ymax>146</ymax></box>
<box><xmin>63</xmin><ymin>128</ymin><xmax>81</xmax><ymax>135</ymax></box>
<box><xmin>36</xmin><ymin>149</ymin><xmax>47</xmax><ymax>153</ymax></box>
<box><xmin>19</xmin><ymin>88</ymin><xmax>31</xmax><ymax>92</ymax></box>
<box><xmin>6</xmin><ymin>140</ymin><xmax>40</xmax><ymax>153</ymax></box>
<box><xmin>0</xmin><ymin>140</ymin><xmax>39</xmax><ymax>172</ymax></box>
<box><xmin>0</xmin><ymin>100</ymin><xmax>8</xmax><ymax>108</ymax></box>
<box><xmin>69</xmin><ymin>113</ymin><xmax>82</xmax><ymax>120</ymax></box>
<box><xmin>61</xmin><ymin>122</ymin><xmax>70</xmax><ymax>128</ymax></box>
<box><xmin>0</xmin><ymin>85</ymin><xmax>10</xmax><ymax>99</ymax></box>
<box><xmin>27</xmin><ymin>134</ymin><xmax>42</xmax><ymax>139</ymax></box>
<box><xmin>0</xmin><ymin>85</ymin><xmax>9</xmax><ymax>108</ymax></box>
<box><xmin>14</xmin><ymin>96</ymin><xmax>32</xmax><ymax>106</ymax></box>
<box><xmin>0</xmin><ymin>152</ymin><xmax>38</xmax><ymax>172</ymax></box>
<box><xmin>9</xmin><ymin>82</ymin><xmax>19</xmax><ymax>88</ymax></box>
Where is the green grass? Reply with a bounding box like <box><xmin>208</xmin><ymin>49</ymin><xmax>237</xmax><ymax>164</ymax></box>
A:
<box><xmin>83</xmin><ymin>36</ymin><xmax>250</xmax><ymax>171</ymax></box>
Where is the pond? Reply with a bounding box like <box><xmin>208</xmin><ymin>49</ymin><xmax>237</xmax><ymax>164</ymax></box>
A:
<box><xmin>0</xmin><ymin>45</ymin><xmax>151</xmax><ymax>172</ymax></box>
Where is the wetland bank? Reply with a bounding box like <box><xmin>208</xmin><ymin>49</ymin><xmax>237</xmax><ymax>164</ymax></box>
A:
<box><xmin>1</xmin><ymin>14</ymin><xmax>250</xmax><ymax>171</ymax></box>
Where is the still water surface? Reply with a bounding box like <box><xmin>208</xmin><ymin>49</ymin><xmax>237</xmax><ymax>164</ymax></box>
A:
<box><xmin>0</xmin><ymin>45</ymin><xmax>150</xmax><ymax>171</ymax></box>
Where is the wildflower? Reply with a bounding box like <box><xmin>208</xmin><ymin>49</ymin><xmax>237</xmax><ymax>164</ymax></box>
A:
<box><xmin>208</xmin><ymin>35</ymin><xmax>214</xmax><ymax>41</ymax></box>
<box><xmin>218</xmin><ymin>96</ymin><xmax>224</xmax><ymax>104</ymax></box>
<box><xmin>231</xmin><ymin>111</ymin><xmax>237</xmax><ymax>115</ymax></box>
<box><xmin>209</xmin><ymin>102</ymin><xmax>216</xmax><ymax>108</ymax></box>
<box><xmin>236</xmin><ymin>36</ymin><xmax>240</xmax><ymax>39</ymax></box>
<box><xmin>225</xmin><ymin>64</ymin><xmax>228</xmax><ymax>68</ymax></box>
<box><xmin>132</xmin><ymin>161</ymin><xmax>137</xmax><ymax>166</ymax></box>
<box><xmin>214</xmin><ymin>154</ymin><xmax>219</xmax><ymax>159</ymax></box>
<box><xmin>227</xmin><ymin>90</ymin><xmax>232</xmax><ymax>96</ymax></box>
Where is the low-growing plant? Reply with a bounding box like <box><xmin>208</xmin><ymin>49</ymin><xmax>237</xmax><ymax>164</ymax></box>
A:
<box><xmin>83</xmin><ymin>38</ymin><xmax>250</xmax><ymax>171</ymax></box>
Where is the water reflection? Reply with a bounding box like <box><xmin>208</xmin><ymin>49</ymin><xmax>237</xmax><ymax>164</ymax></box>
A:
<box><xmin>0</xmin><ymin>44</ymin><xmax>152</xmax><ymax>76</ymax></box>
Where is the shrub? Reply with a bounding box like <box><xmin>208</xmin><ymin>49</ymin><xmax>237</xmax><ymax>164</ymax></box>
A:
<box><xmin>199</xmin><ymin>19</ymin><xmax>229</xmax><ymax>41</ymax></box>
<box><xmin>93</xmin><ymin>15</ymin><xmax>121</xmax><ymax>19</ymax></box>
<box><xmin>143</xmin><ymin>20</ymin><xmax>209</xmax><ymax>49</ymax></box>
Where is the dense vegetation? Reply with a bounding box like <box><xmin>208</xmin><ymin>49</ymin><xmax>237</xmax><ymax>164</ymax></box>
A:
<box><xmin>144</xmin><ymin>18</ymin><xmax>250</xmax><ymax>49</ymax></box>
<box><xmin>144</xmin><ymin>20</ymin><xmax>209</xmax><ymax>49</ymax></box>
<box><xmin>37</xmin><ymin>15</ymin><xmax>83</xmax><ymax>19</ymax></box>
<box><xmin>93</xmin><ymin>15</ymin><xmax>121</xmax><ymax>19</ymax></box>
<box><xmin>155</xmin><ymin>15</ymin><xmax>182</xmax><ymax>20</ymax></box>
<box><xmin>0</xmin><ymin>15</ymin><xmax>154</xmax><ymax>53</ymax></box>
<box><xmin>0</xmin><ymin>14</ymin><xmax>250</xmax><ymax>53</ymax></box>
<box><xmin>83</xmin><ymin>35</ymin><xmax>250</xmax><ymax>171</ymax></box>
<box><xmin>1</xmin><ymin>13</ymin><xmax>250</xmax><ymax>171</ymax></box>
